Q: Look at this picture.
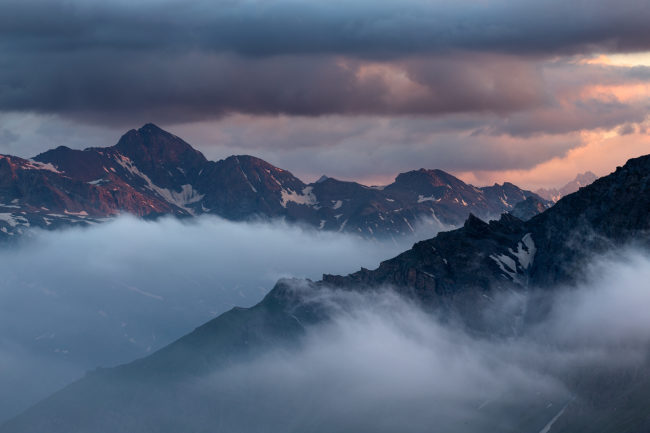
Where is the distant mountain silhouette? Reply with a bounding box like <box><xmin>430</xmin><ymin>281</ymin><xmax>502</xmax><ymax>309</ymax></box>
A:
<box><xmin>536</xmin><ymin>171</ymin><xmax>598</xmax><ymax>202</ymax></box>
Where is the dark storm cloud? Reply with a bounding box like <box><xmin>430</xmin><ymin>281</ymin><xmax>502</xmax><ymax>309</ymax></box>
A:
<box><xmin>2</xmin><ymin>0</ymin><xmax>650</xmax><ymax>57</ymax></box>
<box><xmin>1</xmin><ymin>0</ymin><xmax>650</xmax><ymax>123</ymax></box>
<box><xmin>3</xmin><ymin>48</ymin><xmax>647</xmax><ymax>127</ymax></box>
<box><xmin>0</xmin><ymin>50</ymin><xmax>553</xmax><ymax>122</ymax></box>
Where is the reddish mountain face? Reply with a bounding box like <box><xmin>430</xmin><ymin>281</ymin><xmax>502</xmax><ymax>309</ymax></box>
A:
<box><xmin>0</xmin><ymin>123</ymin><xmax>550</xmax><ymax>240</ymax></box>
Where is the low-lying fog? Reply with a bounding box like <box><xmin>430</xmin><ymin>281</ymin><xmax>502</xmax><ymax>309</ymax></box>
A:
<box><xmin>174</xmin><ymin>248</ymin><xmax>650</xmax><ymax>433</ymax></box>
<box><xmin>0</xmin><ymin>215</ymin><xmax>427</xmax><ymax>422</ymax></box>
<box><xmin>3</xmin><ymin>215</ymin><xmax>649</xmax><ymax>432</ymax></box>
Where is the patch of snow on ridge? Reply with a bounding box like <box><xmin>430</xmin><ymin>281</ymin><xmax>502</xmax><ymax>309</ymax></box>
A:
<box><xmin>418</xmin><ymin>195</ymin><xmax>440</xmax><ymax>203</ymax></box>
<box><xmin>153</xmin><ymin>184</ymin><xmax>204</xmax><ymax>209</ymax></box>
<box><xmin>281</xmin><ymin>186</ymin><xmax>317</xmax><ymax>208</ymax></box>
<box><xmin>491</xmin><ymin>253</ymin><xmax>519</xmax><ymax>282</ymax></box>
<box><xmin>0</xmin><ymin>213</ymin><xmax>19</xmax><ymax>227</ymax></box>
<box><xmin>332</xmin><ymin>200</ymin><xmax>343</xmax><ymax>209</ymax></box>
<box><xmin>239</xmin><ymin>167</ymin><xmax>257</xmax><ymax>193</ymax></box>
<box><xmin>513</xmin><ymin>233</ymin><xmax>536</xmax><ymax>269</ymax></box>
<box><xmin>64</xmin><ymin>210</ymin><xmax>89</xmax><ymax>217</ymax></box>
<box><xmin>490</xmin><ymin>233</ymin><xmax>537</xmax><ymax>284</ymax></box>
<box><xmin>0</xmin><ymin>155</ymin><xmax>61</xmax><ymax>174</ymax></box>
<box><xmin>23</xmin><ymin>160</ymin><xmax>62</xmax><ymax>174</ymax></box>
<box><xmin>113</xmin><ymin>154</ymin><xmax>204</xmax><ymax>213</ymax></box>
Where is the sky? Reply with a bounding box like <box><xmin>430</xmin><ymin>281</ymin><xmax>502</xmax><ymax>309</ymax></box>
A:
<box><xmin>0</xmin><ymin>0</ymin><xmax>649</xmax><ymax>189</ymax></box>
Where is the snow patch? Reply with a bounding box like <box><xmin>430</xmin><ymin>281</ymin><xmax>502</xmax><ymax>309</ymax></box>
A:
<box><xmin>490</xmin><ymin>253</ymin><xmax>519</xmax><ymax>282</ymax></box>
<box><xmin>417</xmin><ymin>195</ymin><xmax>440</xmax><ymax>203</ymax></box>
<box><xmin>113</xmin><ymin>154</ymin><xmax>204</xmax><ymax>213</ymax></box>
<box><xmin>153</xmin><ymin>184</ymin><xmax>204</xmax><ymax>210</ymax></box>
<box><xmin>512</xmin><ymin>233</ymin><xmax>536</xmax><ymax>269</ymax></box>
<box><xmin>23</xmin><ymin>160</ymin><xmax>62</xmax><ymax>174</ymax></box>
<box><xmin>402</xmin><ymin>217</ymin><xmax>415</xmax><ymax>233</ymax></box>
<box><xmin>64</xmin><ymin>210</ymin><xmax>89</xmax><ymax>217</ymax></box>
<box><xmin>280</xmin><ymin>186</ymin><xmax>317</xmax><ymax>208</ymax></box>
<box><xmin>490</xmin><ymin>233</ymin><xmax>536</xmax><ymax>284</ymax></box>
<box><xmin>0</xmin><ymin>213</ymin><xmax>19</xmax><ymax>227</ymax></box>
<box><xmin>239</xmin><ymin>167</ymin><xmax>257</xmax><ymax>193</ymax></box>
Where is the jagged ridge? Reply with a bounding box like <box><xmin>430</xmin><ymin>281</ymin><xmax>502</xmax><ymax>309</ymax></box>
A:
<box><xmin>0</xmin><ymin>123</ymin><xmax>549</xmax><ymax>240</ymax></box>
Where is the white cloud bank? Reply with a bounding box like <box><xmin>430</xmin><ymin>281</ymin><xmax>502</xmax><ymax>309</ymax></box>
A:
<box><xmin>177</xmin><ymin>248</ymin><xmax>650</xmax><ymax>433</ymax></box>
<box><xmin>0</xmin><ymin>215</ymin><xmax>417</xmax><ymax>422</ymax></box>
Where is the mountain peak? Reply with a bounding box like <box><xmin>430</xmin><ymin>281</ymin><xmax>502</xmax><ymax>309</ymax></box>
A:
<box><xmin>535</xmin><ymin>170</ymin><xmax>599</xmax><ymax>202</ymax></box>
<box><xmin>113</xmin><ymin>124</ymin><xmax>206</xmax><ymax>166</ymax></box>
<box><xmin>573</xmin><ymin>171</ymin><xmax>598</xmax><ymax>185</ymax></box>
<box><xmin>221</xmin><ymin>155</ymin><xmax>286</xmax><ymax>173</ymax></box>
<box><xmin>463</xmin><ymin>213</ymin><xmax>488</xmax><ymax>231</ymax></box>
<box><xmin>139</xmin><ymin>123</ymin><xmax>165</xmax><ymax>132</ymax></box>
<box><xmin>393</xmin><ymin>168</ymin><xmax>461</xmax><ymax>189</ymax></box>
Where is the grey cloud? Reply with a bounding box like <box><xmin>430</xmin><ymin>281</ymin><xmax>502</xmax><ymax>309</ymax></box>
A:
<box><xmin>1</xmin><ymin>51</ymin><xmax>551</xmax><ymax>122</ymax></box>
<box><xmin>0</xmin><ymin>215</ymin><xmax>418</xmax><ymax>422</ymax></box>
<box><xmin>0</xmin><ymin>113</ymin><xmax>118</xmax><ymax>158</ymax></box>
<box><xmin>2</xmin><ymin>0</ymin><xmax>650</xmax><ymax>58</ymax></box>
<box><xmin>0</xmin><ymin>129</ymin><xmax>18</xmax><ymax>146</ymax></box>
<box><xmin>1</xmin><ymin>48</ymin><xmax>646</xmax><ymax>134</ymax></box>
<box><xmin>171</xmin><ymin>115</ymin><xmax>581</xmax><ymax>181</ymax></box>
<box><xmin>0</xmin><ymin>0</ymin><xmax>649</xmax><ymax>124</ymax></box>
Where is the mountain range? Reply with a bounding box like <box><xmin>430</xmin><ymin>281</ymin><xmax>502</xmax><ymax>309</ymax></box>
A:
<box><xmin>535</xmin><ymin>171</ymin><xmax>598</xmax><ymax>202</ymax></box>
<box><xmin>0</xmin><ymin>123</ymin><xmax>554</xmax><ymax>240</ymax></box>
<box><xmin>2</xmin><ymin>148</ymin><xmax>648</xmax><ymax>432</ymax></box>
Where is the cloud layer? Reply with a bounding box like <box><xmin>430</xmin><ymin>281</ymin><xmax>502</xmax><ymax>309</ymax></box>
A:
<box><xmin>3</xmin><ymin>0</ymin><xmax>650</xmax><ymax>57</ymax></box>
<box><xmin>2</xmin><ymin>0</ymin><xmax>650</xmax><ymax>121</ymax></box>
<box><xmin>174</xmin><ymin>248</ymin><xmax>650</xmax><ymax>432</ymax></box>
<box><xmin>0</xmin><ymin>215</ymin><xmax>417</xmax><ymax>422</ymax></box>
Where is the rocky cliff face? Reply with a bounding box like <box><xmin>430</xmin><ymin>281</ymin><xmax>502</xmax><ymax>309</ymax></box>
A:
<box><xmin>0</xmin><ymin>123</ymin><xmax>549</xmax><ymax>240</ymax></box>
<box><xmin>323</xmin><ymin>154</ymin><xmax>650</xmax><ymax>298</ymax></box>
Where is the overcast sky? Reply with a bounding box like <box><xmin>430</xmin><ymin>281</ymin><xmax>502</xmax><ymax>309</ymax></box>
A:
<box><xmin>0</xmin><ymin>0</ymin><xmax>649</xmax><ymax>188</ymax></box>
